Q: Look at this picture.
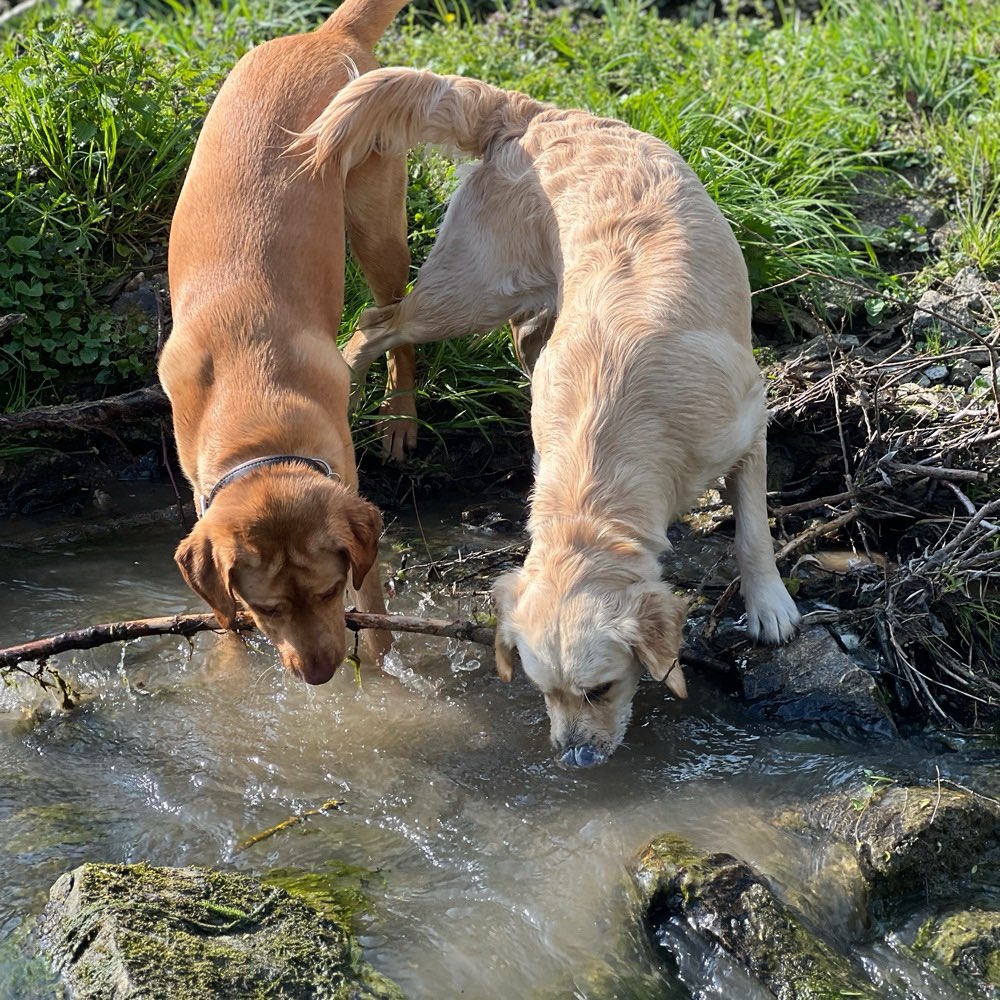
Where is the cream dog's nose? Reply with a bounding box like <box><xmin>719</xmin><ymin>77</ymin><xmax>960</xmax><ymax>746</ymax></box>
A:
<box><xmin>559</xmin><ymin>744</ymin><xmax>606</xmax><ymax>768</ymax></box>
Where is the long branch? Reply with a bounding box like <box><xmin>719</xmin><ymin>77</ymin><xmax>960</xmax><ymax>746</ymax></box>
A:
<box><xmin>0</xmin><ymin>610</ymin><xmax>497</xmax><ymax>670</ymax></box>
<box><xmin>0</xmin><ymin>609</ymin><xmax>726</xmax><ymax>679</ymax></box>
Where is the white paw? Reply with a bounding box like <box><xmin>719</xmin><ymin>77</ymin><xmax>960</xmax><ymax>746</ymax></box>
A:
<box><xmin>743</xmin><ymin>576</ymin><xmax>801</xmax><ymax>645</ymax></box>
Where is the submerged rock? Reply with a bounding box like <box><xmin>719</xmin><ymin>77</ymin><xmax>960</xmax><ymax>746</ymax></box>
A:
<box><xmin>777</xmin><ymin>782</ymin><xmax>1000</xmax><ymax>904</ymax></box>
<box><xmin>913</xmin><ymin>908</ymin><xmax>1000</xmax><ymax>987</ymax></box>
<box><xmin>41</xmin><ymin>862</ymin><xmax>405</xmax><ymax>1000</ymax></box>
<box><xmin>632</xmin><ymin>833</ymin><xmax>881</xmax><ymax>1000</ymax></box>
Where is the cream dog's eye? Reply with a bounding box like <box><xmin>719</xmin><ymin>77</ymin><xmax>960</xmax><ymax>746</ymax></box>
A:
<box><xmin>251</xmin><ymin>604</ymin><xmax>281</xmax><ymax>618</ymax></box>
<box><xmin>319</xmin><ymin>584</ymin><xmax>344</xmax><ymax>602</ymax></box>
<box><xmin>584</xmin><ymin>682</ymin><xmax>613</xmax><ymax>701</ymax></box>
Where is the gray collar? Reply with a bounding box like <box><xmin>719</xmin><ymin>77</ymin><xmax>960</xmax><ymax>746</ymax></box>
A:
<box><xmin>198</xmin><ymin>454</ymin><xmax>338</xmax><ymax>517</ymax></box>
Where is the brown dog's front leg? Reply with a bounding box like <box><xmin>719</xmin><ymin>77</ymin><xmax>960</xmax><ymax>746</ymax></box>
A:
<box><xmin>345</xmin><ymin>155</ymin><xmax>413</xmax><ymax>459</ymax></box>
<box><xmin>351</xmin><ymin>563</ymin><xmax>392</xmax><ymax>666</ymax></box>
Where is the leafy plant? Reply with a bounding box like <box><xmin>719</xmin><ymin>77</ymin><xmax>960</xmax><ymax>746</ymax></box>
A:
<box><xmin>0</xmin><ymin>15</ymin><xmax>210</xmax><ymax>405</ymax></box>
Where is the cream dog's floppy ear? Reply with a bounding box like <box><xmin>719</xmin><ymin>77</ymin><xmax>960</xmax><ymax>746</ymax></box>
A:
<box><xmin>341</xmin><ymin>495</ymin><xmax>384</xmax><ymax>589</ymax></box>
<box><xmin>624</xmin><ymin>584</ymin><xmax>688</xmax><ymax>699</ymax></box>
<box><xmin>492</xmin><ymin>569</ymin><xmax>524</xmax><ymax>682</ymax></box>
<box><xmin>175</xmin><ymin>522</ymin><xmax>238</xmax><ymax>629</ymax></box>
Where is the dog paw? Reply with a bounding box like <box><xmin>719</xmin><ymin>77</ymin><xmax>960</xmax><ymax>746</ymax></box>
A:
<box><xmin>379</xmin><ymin>394</ymin><xmax>417</xmax><ymax>462</ymax></box>
<box><xmin>743</xmin><ymin>577</ymin><xmax>801</xmax><ymax>645</ymax></box>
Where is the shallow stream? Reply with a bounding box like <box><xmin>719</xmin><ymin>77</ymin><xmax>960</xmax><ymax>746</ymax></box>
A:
<box><xmin>1</xmin><ymin>488</ymin><xmax>997</xmax><ymax>998</ymax></box>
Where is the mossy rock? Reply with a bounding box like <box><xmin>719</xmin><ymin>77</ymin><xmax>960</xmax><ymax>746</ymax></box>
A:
<box><xmin>633</xmin><ymin>833</ymin><xmax>881</xmax><ymax>1000</ymax></box>
<box><xmin>776</xmin><ymin>783</ymin><xmax>1000</xmax><ymax>902</ymax></box>
<box><xmin>913</xmin><ymin>908</ymin><xmax>1000</xmax><ymax>987</ymax></box>
<box><xmin>40</xmin><ymin>862</ymin><xmax>405</xmax><ymax>1000</ymax></box>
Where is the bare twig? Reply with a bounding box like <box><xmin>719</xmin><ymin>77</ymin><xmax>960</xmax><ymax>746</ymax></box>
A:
<box><xmin>0</xmin><ymin>386</ymin><xmax>171</xmax><ymax>436</ymax></box>
<box><xmin>770</xmin><ymin>487</ymin><xmax>869</xmax><ymax>516</ymax></box>
<box><xmin>0</xmin><ymin>0</ymin><xmax>48</xmax><ymax>26</ymax></box>
<box><xmin>0</xmin><ymin>608</ymin><xmax>724</xmax><ymax>682</ymax></box>
<box><xmin>773</xmin><ymin>508</ymin><xmax>859</xmax><ymax>563</ymax></box>
<box><xmin>887</xmin><ymin>461</ymin><xmax>989</xmax><ymax>484</ymax></box>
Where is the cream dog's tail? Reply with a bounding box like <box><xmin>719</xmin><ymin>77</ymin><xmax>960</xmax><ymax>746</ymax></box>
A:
<box><xmin>294</xmin><ymin>67</ymin><xmax>546</xmax><ymax>176</ymax></box>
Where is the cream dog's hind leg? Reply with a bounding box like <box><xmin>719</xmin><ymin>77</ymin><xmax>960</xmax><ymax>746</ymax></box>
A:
<box><xmin>343</xmin><ymin>165</ymin><xmax>553</xmax><ymax>394</ymax></box>
<box><xmin>343</xmin><ymin>234</ymin><xmax>535</xmax><ymax>386</ymax></box>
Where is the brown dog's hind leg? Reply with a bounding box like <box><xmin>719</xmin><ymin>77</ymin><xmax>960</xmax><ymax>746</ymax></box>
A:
<box><xmin>345</xmin><ymin>154</ymin><xmax>415</xmax><ymax>460</ymax></box>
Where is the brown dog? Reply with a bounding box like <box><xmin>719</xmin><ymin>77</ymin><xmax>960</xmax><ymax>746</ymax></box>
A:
<box><xmin>159</xmin><ymin>0</ymin><xmax>413</xmax><ymax>685</ymax></box>
<box><xmin>294</xmin><ymin>69</ymin><xmax>801</xmax><ymax>758</ymax></box>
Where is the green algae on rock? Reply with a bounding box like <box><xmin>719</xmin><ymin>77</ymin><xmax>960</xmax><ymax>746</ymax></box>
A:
<box><xmin>41</xmin><ymin>862</ymin><xmax>405</xmax><ymax>1000</ymax></box>
<box><xmin>775</xmin><ymin>783</ymin><xmax>1000</xmax><ymax>903</ymax></box>
<box><xmin>913</xmin><ymin>908</ymin><xmax>1000</xmax><ymax>988</ymax></box>
<box><xmin>633</xmin><ymin>833</ymin><xmax>881</xmax><ymax>1000</ymax></box>
<box><xmin>263</xmin><ymin>862</ymin><xmax>383</xmax><ymax>931</ymax></box>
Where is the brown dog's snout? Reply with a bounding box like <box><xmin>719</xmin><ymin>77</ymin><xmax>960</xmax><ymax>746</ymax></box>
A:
<box><xmin>281</xmin><ymin>648</ymin><xmax>341</xmax><ymax>686</ymax></box>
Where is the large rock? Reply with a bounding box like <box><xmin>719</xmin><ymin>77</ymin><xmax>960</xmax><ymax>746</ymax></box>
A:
<box><xmin>911</xmin><ymin>267</ymin><xmax>998</xmax><ymax>340</ymax></box>
<box><xmin>633</xmin><ymin>834</ymin><xmax>881</xmax><ymax>1000</ymax></box>
<box><xmin>735</xmin><ymin>625</ymin><xmax>898</xmax><ymax>739</ymax></box>
<box><xmin>41</xmin><ymin>862</ymin><xmax>405</xmax><ymax>1000</ymax></box>
<box><xmin>777</xmin><ymin>782</ymin><xmax>1000</xmax><ymax>903</ymax></box>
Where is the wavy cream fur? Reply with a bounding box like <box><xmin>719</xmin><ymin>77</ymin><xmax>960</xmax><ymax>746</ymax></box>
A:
<box><xmin>297</xmin><ymin>68</ymin><xmax>801</xmax><ymax>761</ymax></box>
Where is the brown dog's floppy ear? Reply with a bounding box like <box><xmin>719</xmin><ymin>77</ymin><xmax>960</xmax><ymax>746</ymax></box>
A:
<box><xmin>342</xmin><ymin>495</ymin><xmax>384</xmax><ymax>589</ymax></box>
<box><xmin>627</xmin><ymin>584</ymin><xmax>688</xmax><ymax>700</ymax></box>
<box><xmin>492</xmin><ymin>569</ymin><xmax>524</xmax><ymax>683</ymax></box>
<box><xmin>175</xmin><ymin>525</ymin><xmax>238</xmax><ymax>629</ymax></box>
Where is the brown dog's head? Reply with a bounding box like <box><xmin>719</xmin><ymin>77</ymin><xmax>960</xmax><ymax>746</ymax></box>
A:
<box><xmin>175</xmin><ymin>474</ymin><xmax>382</xmax><ymax>685</ymax></box>
<box><xmin>493</xmin><ymin>555</ymin><xmax>687</xmax><ymax>768</ymax></box>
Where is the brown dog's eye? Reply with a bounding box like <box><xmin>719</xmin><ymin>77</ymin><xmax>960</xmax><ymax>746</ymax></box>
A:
<box><xmin>251</xmin><ymin>604</ymin><xmax>280</xmax><ymax>618</ymax></box>
<box><xmin>584</xmin><ymin>681</ymin><xmax>613</xmax><ymax>701</ymax></box>
<box><xmin>319</xmin><ymin>584</ymin><xmax>344</xmax><ymax>603</ymax></box>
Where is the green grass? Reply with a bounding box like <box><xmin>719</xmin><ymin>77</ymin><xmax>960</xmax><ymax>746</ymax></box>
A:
<box><xmin>1</xmin><ymin>0</ymin><xmax>997</xmax><ymax>423</ymax></box>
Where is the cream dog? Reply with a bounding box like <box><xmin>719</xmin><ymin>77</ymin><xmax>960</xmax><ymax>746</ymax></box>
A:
<box><xmin>159</xmin><ymin>0</ymin><xmax>414</xmax><ymax>685</ymax></box>
<box><xmin>293</xmin><ymin>68</ymin><xmax>801</xmax><ymax>757</ymax></box>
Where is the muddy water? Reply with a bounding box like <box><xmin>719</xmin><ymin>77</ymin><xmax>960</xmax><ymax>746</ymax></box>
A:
<box><xmin>0</xmin><ymin>491</ymin><xmax>997</xmax><ymax>999</ymax></box>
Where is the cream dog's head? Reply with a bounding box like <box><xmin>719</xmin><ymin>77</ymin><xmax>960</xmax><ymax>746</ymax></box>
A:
<box><xmin>174</xmin><ymin>473</ymin><xmax>382</xmax><ymax>685</ymax></box>
<box><xmin>492</xmin><ymin>548</ymin><xmax>687</xmax><ymax>768</ymax></box>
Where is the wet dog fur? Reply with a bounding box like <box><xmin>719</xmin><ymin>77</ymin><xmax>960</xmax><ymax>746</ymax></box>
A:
<box><xmin>159</xmin><ymin>0</ymin><xmax>414</xmax><ymax>685</ymax></box>
<box><xmin>292</xmin><ymin>68</ymin><xmax>801</xmax><ymax>756</ymax></box>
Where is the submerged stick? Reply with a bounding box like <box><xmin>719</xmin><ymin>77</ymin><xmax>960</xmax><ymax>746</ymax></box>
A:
<box><xmin>0</xmin><ymin>610</ymin><xmax>497</xmax><ymax>670</ymax></box>
<box><xmin>234</xmin><ymin>798</ymin><xmax>344</xmax><ymax>853</ymax></box>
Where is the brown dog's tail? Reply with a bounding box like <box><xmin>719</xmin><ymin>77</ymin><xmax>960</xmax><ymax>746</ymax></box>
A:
<box><xmin>294</xmin><ymin>67</ymin><xmax>546</xmax><ymax>177</ymax></box>
<box><xmin>318</xmin><ymin>0</ymin><xmax>409</xmax><ymax>50</ymax></box>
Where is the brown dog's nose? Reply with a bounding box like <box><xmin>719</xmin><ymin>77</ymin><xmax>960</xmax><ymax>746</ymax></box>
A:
<box><xmin>285</xmin><ymin>653</ymin><xmax>339</xmax><ymax>685</ymax></box>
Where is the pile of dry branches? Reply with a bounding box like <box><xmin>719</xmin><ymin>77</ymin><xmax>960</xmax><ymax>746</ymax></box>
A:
<box><xmin>764</xmin><ymin>297</ymin><xmax>999</xmax><ymax>724</ymax></box>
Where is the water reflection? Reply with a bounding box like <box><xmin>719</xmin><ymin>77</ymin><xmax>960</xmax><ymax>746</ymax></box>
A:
<box><xmin>0</xmin><ymin>505</ymin><xmax>994</xmax><ymax>998</ymax></box>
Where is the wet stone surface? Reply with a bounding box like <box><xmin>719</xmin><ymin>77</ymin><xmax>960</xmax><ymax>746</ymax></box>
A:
<box><xmin>41</xmin><ymin>862</ymin><xmax>405</xmax><ymax>1000</ymax></box>
<box><xmin>633</xmin><ymin>833</ymin><xmax>882</xmax><ymax>1000</ymax></box>
<box><xmin>775</xmin><ymin>783</ymin><xmax>1000</xmax><ymax>907</ymax></box>
<box><xmin>732</xmin><ymin>624</ymin><xmax>899</xmax><ymax>740</ymax></box>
